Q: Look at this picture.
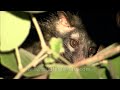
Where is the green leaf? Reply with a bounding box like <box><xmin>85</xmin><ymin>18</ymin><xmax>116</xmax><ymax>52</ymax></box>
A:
<box><xmin>0</xmin><ymin>52</ymin><xmax>18</xmax><ymax>72</ymax></box>
<box><xmin>47</xmin><ymin>57</ymin><xmax>107</xmax><ymax>79</ymax></box>
<box><xmin>79</xmin><ymin>66</ymin><xmax>107</xmax><ymax>79</ymax></box>
<box><xmin>0</xmin><ymin>11</ymin><xmax>31</xmax><ymax>52</ymax></box>
<box><xmin>97</xmin><ymin>67</ymin><xmax>107</xmax><ymax>79</ymax></box>
<box><xmin>49</xmin><ymin>37</ymin><xmax>64</xmax><ymax>59</ymax></box>
<box><xmin>44</xmin><ymin>57</ymin><xmax>55</xmax><ymax>64</ymax></box>
<box><xmin>0</xmin><ymin>48</ymin><xmax>47</xmax><ymax>77</ymax></box>
<box><xmin>107</xmin><ymin>55</ymin><xmax>120</xmax><ymax>79</ymax></box>
<box><xmin>49</xmin><ymin>64</ymin><xmax>82</xmax><ymax>79</ymax></box>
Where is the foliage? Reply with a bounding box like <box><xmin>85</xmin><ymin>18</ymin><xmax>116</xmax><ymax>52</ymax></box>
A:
<box><xmin>0</xmin><ymin>11</ymin><xmax>30</xmax><ymax>52</ymax></box>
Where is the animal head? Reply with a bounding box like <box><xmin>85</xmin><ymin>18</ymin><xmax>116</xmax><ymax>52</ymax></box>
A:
<box><xmin>39</xmin><ymin>11</ymin><xmax>98</xmax><ymax>63</ymax></box>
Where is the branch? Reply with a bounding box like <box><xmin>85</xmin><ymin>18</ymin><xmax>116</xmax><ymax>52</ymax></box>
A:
<box><xmin>15</xmin><ymin>48</ymin><xmax>23</xmax><ymax>70</ymax></box>
<box><xmin>14</xmin><ymin>49</ymin><xmax>48</xmax><ymax>79</ymax></box>
<box><xmin>74</xmin><ymin>43</ymin><xmax>120</xmax><ymax>68</ymax></box>
<box><xmin>30</xmin><ymin>14</ymin><xmax>47</xmax><ymax>48</ymax></box>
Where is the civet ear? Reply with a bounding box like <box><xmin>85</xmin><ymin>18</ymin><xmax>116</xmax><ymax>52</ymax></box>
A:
<box><xmin>57</xmin><ymin>11</ymin><xmax>71</xmax><ymax>27</ymax></box>
<box><xmin>56</xmin><ymin>11</ymin><xmax>75</xmax><ymax>34</ymax></box>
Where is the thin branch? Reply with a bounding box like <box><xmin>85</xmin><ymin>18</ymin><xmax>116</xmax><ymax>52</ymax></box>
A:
<box><xmin>74</xmin><ymin>44</ymin><xmax>120</xmax><ymax>68</ymax></box>
<box><xmin>33</xmin><ymin>49</ymin><xmax>72</xmax><ymax>66</ymax></box>
<box><xmin>32</xmin><ymin>53</ymin><xmax>48</xmax><ymax>67</ymax></box>
<box><xmin>15</xmin><ymin>47</ymin><xmax>23</xmax><ymax>70</ymax></box>
<box><xmin>97</xmin><ymin>43</ymin><xmax>119</xmax><ymax>55</ymax></box>
<box><xmin>32</xmin><ymin>48</ymin><xmax>48</xmax><ymax>67</ymax></box>
<box><xmin>14</xmin><ymin>49</ymin><xmax>47</xmax><ymax>79</ymax></box>
<box><xmin>30</xmin><ymin>14</ymin><xmax>47</xmax><ymax>48</ymax></box>
<box><xmin>59</xmin><ymin>54</ymin><xmax>72</xmax><ymax>65</ymax></box>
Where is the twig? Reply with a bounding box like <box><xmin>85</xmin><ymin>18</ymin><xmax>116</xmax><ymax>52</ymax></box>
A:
<box><xmin>30</xmin><ymin>14</ymin><xmax>47</xmax><ymax>48</ymax></box>
<box><xmin>97</xmin><ymin>43</ymin><xmax>119</xmax><ymax>55</ymax></box>
<box><xmin>74</xmin><ymin>44</ymin><xmax>120</xmax><ymax>68</ymax></box>
<box><xmin>59</xmin><ymin>54</ymin><xmax>72</xmax><ymax>65</ymax></box>
<box><xmin>32</xmin><ymin>53</ymin><xmax>48</xmax><ymax>67</ymax></box>
<box><xmin>32</xmin><ymin>48</ymin><xmax>48</xmax><ymax>67</ymax></box>
<box><xmin>33</xmin><ymin>49</ymin><xmax>72</xmax><ymax>67</ymax></box>
<box><xmin>50</xmin><ymin>50</ymin><xmax>72</xmax><ymax>65</ymax></box>
<box><xmin>14</xmin><ymin>49</ymin><xmax>47</xmax><ymax>79</ymax></box>
<box><xmin>15</xmin><ymin>48</ymin><xmax>23</xmax><ymax>70</ymax></box>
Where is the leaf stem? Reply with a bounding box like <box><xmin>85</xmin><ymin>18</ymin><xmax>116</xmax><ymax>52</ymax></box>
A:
<box><xmin>14</xmin><ymin>49</ymin><xmax>47</xmax><ymax>79</ymax></box>
<box><xmin>15</xmin><ymin>47</ymin><xmax>23</xmax><ymax>70</ymax></box>
<box><xmin>30</xmin><ymin>14</ymin><xmax>47</xmax><ymax>48</ymax></box>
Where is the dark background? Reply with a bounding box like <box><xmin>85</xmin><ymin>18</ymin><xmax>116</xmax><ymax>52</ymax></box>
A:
<box><xmin>78</xmin><ymin>9</ymin><xmax>120</xmax><ymax>46</ymax></box>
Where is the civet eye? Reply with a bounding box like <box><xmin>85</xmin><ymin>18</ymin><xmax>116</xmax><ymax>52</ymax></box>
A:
<box><xmin>70</xmin><ymin>39</ymin><xmax>79</xmax><ymax>48</ymax></box>
<box><xmin>88</xmin><ymin>47</ymin><xmax>97</xmax><ymax>56</ymax></box>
